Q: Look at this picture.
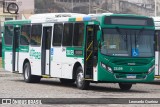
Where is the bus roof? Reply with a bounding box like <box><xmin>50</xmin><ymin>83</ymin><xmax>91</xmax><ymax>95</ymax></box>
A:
<box><xmin>4</xmin><ymin>13</ymin><xmax>153</xmax><ymax>25</ymax></box>
<box><xmin>152</xmin><ymin>17</ymin><xmax>160</xmax><ymax>30</ymax></box>
<box><xmin>29</xmin><ymin>13</ymin><xmax>87</xmax><ymax>23</ymax></box>
<box><xmin>152</xmin><ymin>17</ymin><xmax>160</xmax><ymax>22</ymax></box>
<box><xmin>4</xmin><ymin>20</ymin><xmax>31</xmax><ymax>25</ymax></box>
<box><xmin>29</xmin><ymin>13</ymin><xmax>86</xmax><ymax>19</ymax></box>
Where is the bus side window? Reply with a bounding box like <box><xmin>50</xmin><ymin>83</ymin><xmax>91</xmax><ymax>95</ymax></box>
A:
<box><xmin>53</xmin><ymin>24</ymin><xmax>63</xmax><ymax>46</ymax></box>
<box><xmin>30</xmin><ymin>24</ymin><xmax>42</xmax><ymax>46</ymax></box>
<box><xmin>20</xmin><ymin>25</ymin><xmax>31</xmax><ymax>45</ymax></box>
<box><xmin>4</xmin><ymin>25</ymin><xmax>13</xmax><ymax>45</ymax></box>
<box><xmin>73</xmin><ymin>23</ymin><xmax>84</xmax><ymax>47</ymax></box>
<box><xmin>62</xmin><ymin>23</ymin><xmax>73</xmax><ymax>46</ymax></box>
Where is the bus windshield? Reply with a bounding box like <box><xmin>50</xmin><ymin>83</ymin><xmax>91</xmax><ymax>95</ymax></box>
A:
<box><xmin>101</xmin><ymin>28</ymin><xmax>154</xmax><ymax>57</ymax></box>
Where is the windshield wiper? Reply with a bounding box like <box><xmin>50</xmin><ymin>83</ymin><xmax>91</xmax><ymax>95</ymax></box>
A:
<box><xmin>115</xmin><ymin>27</ymin><xmax>127</xmax><ymax>41</ymax></box>
<box><xmin>136</xmin><ymin>27</ymin><xmax>145</xmax><ymax>42</ymax></box>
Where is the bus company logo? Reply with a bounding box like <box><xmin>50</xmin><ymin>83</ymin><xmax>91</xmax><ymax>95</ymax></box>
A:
<box><xmin>2</xmin><ymin>99</ymin><xmax>12</xmax><ymax>104</ymax></box>
<box><xmin>128</xmin><ymin>63</ymin><xmax>136</xmax><ymax>66</ymax></box>
<box><xmin>29</xmin><ymin>49</ymin><xmax>41</xmax><ymax>59</ymax></box>
<box><xmin>130</xmin><ymin>67</ymin><xmax>134</xmax><ymax>72</ymax></box>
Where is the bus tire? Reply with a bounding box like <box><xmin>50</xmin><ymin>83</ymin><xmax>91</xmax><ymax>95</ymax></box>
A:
<box><xmin>60</xmin><ymin>78</ymin><xmax>75</xmax><ymax>84</ymax></box>
<box><xmin>76</xmin><ymin>67</ymin><xmax>90</xmax><ymax>90</ymax></box>
<box><xmin>119</xmin><ymin>83</ymin><xmax>132</xmax><ymax>90</ymax></box>
<box><xmin>23</xmin><ymin>62</ymin><xmax>41</xmax><ymax>83</ymax></box>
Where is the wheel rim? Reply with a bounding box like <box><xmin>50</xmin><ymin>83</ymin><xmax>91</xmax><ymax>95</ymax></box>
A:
<box><xmin>77</xmin><ymin>72</ymin><xmax>84</xmax><ymax>87</ymax></box>
<box><xmin>24</xmin><ymin>66</ymin><xmax>29</xmax><ymax>79</ymax></box>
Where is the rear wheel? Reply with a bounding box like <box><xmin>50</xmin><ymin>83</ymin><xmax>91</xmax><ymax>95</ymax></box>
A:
<box><xmin>119</xmin><ymin>83</ymin><xmax>132</xmax><ymax>90</ymax></box>
<box><xmin>23</xmin><ymin>62</ymin><xmax>41</xmax><ymax>83</ymax></box>
<box><xmin>76</xmin><ymin>67</ymin><xmax>90</xmax><ymax>90</ymax></box>
<box><xmin>60</xmin><ymin>78</ymin><xmax>75</xmax><ymax>84</ymax></box>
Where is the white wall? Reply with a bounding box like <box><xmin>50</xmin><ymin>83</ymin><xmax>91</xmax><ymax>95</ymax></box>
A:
<box><xmin>17</xmin><ymin>0</ymin><xmax>34</xmax><ymax>13</ymax></box>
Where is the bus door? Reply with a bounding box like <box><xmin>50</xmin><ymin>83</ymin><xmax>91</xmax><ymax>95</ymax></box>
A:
<box><xmin>41</xmin><ymin>26</ymin><xmax>52</xmax><ymax>75</ymax></box>
<box><xmin>12</xmin><ymin>27</ymin><xmax>20</xmax><ymax>71</ymax></box>
<box><xmin>84</xmin><ymin>25</ymin><xmax>98</xmax><ymax>79</ymax></box>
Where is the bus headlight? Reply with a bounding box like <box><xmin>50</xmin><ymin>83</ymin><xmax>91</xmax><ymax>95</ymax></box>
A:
<box><xmin>148</xmin><ymin>65</ymin><xmax>155</xmax><ymax>74</ymax></box>
<box><xmin>101</xmin><ymin>62</ymin><xmax>113</xmax><ymax>73</ymax></box>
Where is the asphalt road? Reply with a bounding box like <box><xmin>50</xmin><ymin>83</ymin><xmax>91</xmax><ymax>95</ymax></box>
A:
<box><xmin>1</xmin><ymin>69</ymin><xmax>160</xmax><ymax>107</ymax></box>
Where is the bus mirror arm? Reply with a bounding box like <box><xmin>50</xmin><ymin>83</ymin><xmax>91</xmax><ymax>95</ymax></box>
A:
<box><xmin>98</xmin><ymin>41</ymin><xmax>102</xmax><ymax>49</ymax></box>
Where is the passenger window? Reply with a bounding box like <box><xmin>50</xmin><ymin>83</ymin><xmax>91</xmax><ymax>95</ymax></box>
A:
<box><xmin>30</xmin><ymin>24</ymin><xmax>42</xmax><ymax>46</ymax></box>
<box><xmin>63</xmin><ymin>23</ymin><xmax>73</xmax><ymax>46</ymax></box>
<box><xmin>53</xmin><ymin>24</ymin><xmax>63</xmax><ymax>46</ymax></box>
<box><xmin>20</xmin><ymin>25</ymin><xmax>31</xmax><ymax>45</ymax></box>
<box><xmin>4</xmin><ymin>26</ymin><xmax>14</xmax><ymax>45</ymax></box>
<box><xmin>73</xmin><ymin>23</ymin><xmax>84</xmax><ymax>46</ymax></box>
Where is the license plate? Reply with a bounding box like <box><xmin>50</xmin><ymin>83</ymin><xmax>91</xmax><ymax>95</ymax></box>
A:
<box><xmin>126</xmin><ymin>74</ymin><xmax>136</xmax><ymax>79</ymax></box>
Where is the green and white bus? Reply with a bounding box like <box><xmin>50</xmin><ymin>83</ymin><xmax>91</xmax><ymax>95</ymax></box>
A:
<box><xmin>2</xmin><ymin>13</ymin><xmax>155</xmax><ymax>90</ymax></box>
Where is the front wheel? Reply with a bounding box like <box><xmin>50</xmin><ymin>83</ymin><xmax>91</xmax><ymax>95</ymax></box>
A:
<box><xmin>119</xmin><ymin>83</ymin><xmax>132</xmax><ymax>90</ymax></box>
<box><xmin>23</xmin><ymin>62</ymin><xmax>41</xmax><ymax>83</ymax></box>
<box><xmin>76</xmin><ymin>67</ymin><xmax>90</xmax><ymax>90</ymax></box>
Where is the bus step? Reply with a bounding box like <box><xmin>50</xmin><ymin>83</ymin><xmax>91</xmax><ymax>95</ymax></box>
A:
<box><xmin>12</xmin><ymin>71</ymin><xmax>19</xmax><ymax>74</ymax></box>
<box><xmin>84</xmin><ymin>79</ymin><xmax>93</xmax><ymax>81</ymax></box>
<box><xmin>85</xmin><ymin>75</ymin><xmax>92</xmax><ymax>78</ymax></box>
<box><xmin>42</xmin><ymin>75</ymin><xmax>51</xmax><ymax>78</ymax></box>
<box><xmin>155</xmin><ymin>76</ymin><xmax>160</xmax><ymax>79</ymax></box>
